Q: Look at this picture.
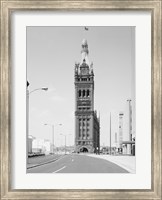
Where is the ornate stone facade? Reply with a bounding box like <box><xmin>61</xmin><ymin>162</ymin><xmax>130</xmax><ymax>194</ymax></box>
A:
<box><xmin>74</xmin><ymin>39</ymin><xmax>100</xmax><ymax>153</ymax></box>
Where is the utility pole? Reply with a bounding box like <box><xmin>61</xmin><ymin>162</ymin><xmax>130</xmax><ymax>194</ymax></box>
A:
<box><xmin>60</xmin><ymin>134</ymin><xmax>71</xmax><ymax>155</ymax></box>
<box><xmin>127</xmin><ymin>99</ymin><xmax>132</xmax><ymax>155</ymax></box>
<box><xmin>110</xmin><ymin>112</ymin><xmax>111</xmax><ymax>155</ymax></box>
<box><xmin>52</xmin><ymin>125</ymin><xmax>54</xmax><ymax>154</ymax></box>
<box><xmin>127</xmin><ymin>99</ymin><xmax>132</xmax><ymax>141</ymax></box>
<box><xmin>44</xmin><ymin>123</ymin><xmax>62</xmax><ymax>154</ymax></box>
<box><xmin>60</xmin><ymin>134</ymin><xmax>66</xmax><ymax>154</ymax></box>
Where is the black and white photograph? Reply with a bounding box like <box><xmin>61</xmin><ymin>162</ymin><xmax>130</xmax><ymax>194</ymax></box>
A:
<box><xmin>27</xmin><ymin>26</ymin><xmax>135</xmax><ymax>173</ymax></box>
<box><xmin>2</xmin><ymin>0</ymin><xmax>162</xmax><ymax>197</ymax></box>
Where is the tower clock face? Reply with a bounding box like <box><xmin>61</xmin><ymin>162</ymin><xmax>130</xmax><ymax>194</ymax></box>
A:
<box><xmin>81</xmin><ymin>68</ymin><xmax>88</xmax><ymax>75</ymax></box>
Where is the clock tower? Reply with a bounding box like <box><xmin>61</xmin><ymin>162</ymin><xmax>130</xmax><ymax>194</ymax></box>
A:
<box><xmin>74</xmin><ymin>39</ymin><xmax>100</xmax><ymax>153</ymax></box>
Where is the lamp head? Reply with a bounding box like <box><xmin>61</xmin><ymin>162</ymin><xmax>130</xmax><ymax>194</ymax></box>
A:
<box><xmin>42</xmin><ymin>87</ymin><xmax>48</xmax><ymax>91</ymax></box>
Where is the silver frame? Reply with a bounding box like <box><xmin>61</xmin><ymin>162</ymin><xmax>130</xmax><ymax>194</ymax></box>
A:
<box><xmin>0</xmin><ymin>0</ymin><xmax>161</xmax><ymax>199</ymax></box>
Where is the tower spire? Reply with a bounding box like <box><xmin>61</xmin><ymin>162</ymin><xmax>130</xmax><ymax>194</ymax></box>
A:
<box><xmin>81</xmin><ymin>39</ymin><xmax>89</xmax><ymax>65</ymax></box>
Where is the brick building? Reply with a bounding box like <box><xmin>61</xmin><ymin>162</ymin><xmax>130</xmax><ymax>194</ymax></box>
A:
<box><xmin>74</xmin><ymin>39</ymin><xmax>100</xmax><ymax>153</ymax></box>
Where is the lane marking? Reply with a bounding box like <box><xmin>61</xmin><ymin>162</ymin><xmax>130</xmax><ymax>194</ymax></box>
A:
<box><xmin>72</xmin><ymin>159</ymin><xmax>74</xmax><ymax>162</ymax></box>
<box><xmin>52</xmin><ymin>166</ymin><xmax>66</xmax><ymax>173</ymax></box>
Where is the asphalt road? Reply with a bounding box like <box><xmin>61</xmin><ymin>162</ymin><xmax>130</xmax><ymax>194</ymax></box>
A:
<box><xmin>27</xmin><ymin>154</ymin><xmax>129</xmax><ymax>173</ymax></box>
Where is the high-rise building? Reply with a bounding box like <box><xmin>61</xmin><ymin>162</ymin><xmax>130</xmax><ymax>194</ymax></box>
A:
<box><xmin>119</xmin><ymin>112</ymin><xmax>124</xmax><ymax>149</ymax></box>
<box><xmin>74</xmin><ymin>39</ymin><xmax>100</xmax><ymax>153</ymax></box>
<box><xmin>122</xmin><ymin>99</ymin><xmax>135</xmax><ymax>155</ymax></box>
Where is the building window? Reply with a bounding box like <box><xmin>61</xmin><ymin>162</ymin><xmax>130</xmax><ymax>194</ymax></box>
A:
<box><xmin>78</xmin><ymin>90</ymin><xmax>81</xmax><ymax>97</ymax></box>
<box><xmin>83</xmin><ymin>90</ymin><xmax>86</xmax><ymax>97</ymax></box>
<box><xmin>87</xmin><ymin>90</ymin><xmax>90</xmax><ymax>97</ymax></box>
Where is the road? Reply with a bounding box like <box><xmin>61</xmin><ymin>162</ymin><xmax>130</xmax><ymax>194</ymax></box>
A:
<box><xmin>27</xmin><ymin>154</ymin><xmax>129</xmax><ymax>173</ymax></box>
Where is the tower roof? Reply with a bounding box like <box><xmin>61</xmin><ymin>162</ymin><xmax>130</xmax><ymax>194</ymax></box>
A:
<box><xmin>74</xmin><ymin>39</ymin><xmax>94</xmax><ymax>76</ymax></box>
<box><xmin>81</xmin><ymin>38</ymin><xmax>89</xmax><ymax>65</ymax></box>
<box><xmin>82</xmin><ymin>39</ymin><xmax>88</xmax><ymax>46</ymax></box>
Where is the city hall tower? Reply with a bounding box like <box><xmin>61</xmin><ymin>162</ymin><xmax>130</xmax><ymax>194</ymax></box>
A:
<box><xmin>74</xmin><ymin>39</ymin><xmax>100</xmax><ymax>153</ymax></box>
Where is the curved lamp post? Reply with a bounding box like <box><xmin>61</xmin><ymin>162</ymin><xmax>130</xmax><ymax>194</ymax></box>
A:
<box><xmin>26</xmin><ymin>82</ymin><xmax>48</xmax><ymax>164</ymax></box>
<box><xmin>29</xmin><ymin>87</ymin><xmax>48</xmax><ymax>95</ymax></box>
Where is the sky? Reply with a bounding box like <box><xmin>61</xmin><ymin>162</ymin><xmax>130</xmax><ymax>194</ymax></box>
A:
<box><xmin>27</xmin><ymin>26</ymin><xmax>135</xmax><ymax>147</ymax></box>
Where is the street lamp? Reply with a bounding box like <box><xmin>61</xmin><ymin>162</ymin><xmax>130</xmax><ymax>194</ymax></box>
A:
<box><xmin>44</xmin><ymin>123</ymin><xmax>62</xmax><ymax>154</ymax></box>
<box><xmin>60</xmin><ymin>134</ymin><xmax>71</xmax><ymax>155</ymax></box>
<box><xmin>29</xmin><ymin>87</ymin><xmax>48</xmax><ymax>95</ymax></box>
<box><xmin>26</xmin><ymin>82</ymin><xmax>48</xmax><ymax>164</ymax></box>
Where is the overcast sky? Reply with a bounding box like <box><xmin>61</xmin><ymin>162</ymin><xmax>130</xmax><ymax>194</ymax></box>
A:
<box><xmin>27</xmin><ymin>26</ymin><xmax>135</xmax><ymax>147</ymax></box>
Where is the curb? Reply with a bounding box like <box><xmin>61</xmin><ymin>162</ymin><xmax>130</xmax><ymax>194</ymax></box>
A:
<box><xmin>27</xmin><ymin>155</ymin><xmax>64</xmax><ymax>169</ymax></box>
<box><xmin>105</xmin><ymin>160</ymin><xmax>135</xmax><ymax>173</ymax></box>
<box><xmin>86</xmin><ymin>154</ymin><xmax>135</xmax><ymax>173</ymax></box>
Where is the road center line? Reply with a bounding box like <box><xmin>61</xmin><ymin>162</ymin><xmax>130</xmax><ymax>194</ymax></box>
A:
<box><xmin>52</xmin><ymin>166</ymin><xmax>66</xmax><ymax>173</ymax></box>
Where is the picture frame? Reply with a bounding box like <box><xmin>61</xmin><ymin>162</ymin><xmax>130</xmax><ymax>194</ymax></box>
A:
<box><xmin>0</xmin><ymin>0</ymin><xmax>161</xmax><ymax>199</ymax></box>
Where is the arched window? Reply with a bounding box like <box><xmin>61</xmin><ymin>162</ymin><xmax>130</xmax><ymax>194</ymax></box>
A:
<box><xmin>83</xmin><ymin>90</ymin><xmax>86</xmax><ymax>97</ymax></box>
<box><xmin>87</xmin><ymin>90</ymin><xmax>90</xmax><ymax>97</ymax></box>
<box><xmin>78</xmin><ymin>90</ymin><xmax>81</xmax><ymax>97</ymax></box>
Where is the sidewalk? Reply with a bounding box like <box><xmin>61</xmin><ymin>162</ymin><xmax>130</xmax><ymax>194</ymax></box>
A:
<box><xmin>27</xmin><ymin>154</ymin><xmax>64</xmax><ymax>169</ymax></box>
<box><xmin>87</xmin><ymin>154</ymin><xmax>136</xmax><ymax>173</ymax></box>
